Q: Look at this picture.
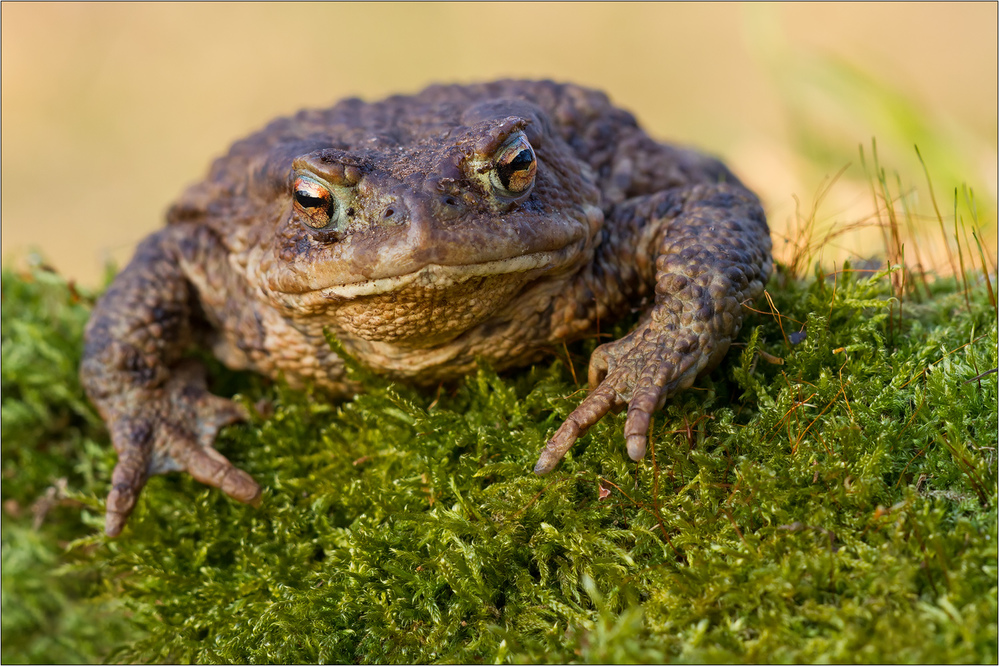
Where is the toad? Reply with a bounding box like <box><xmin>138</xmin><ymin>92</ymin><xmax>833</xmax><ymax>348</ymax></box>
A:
<box><xmin>80</xmin><ymin>80</ymin><xmax>772</xmax><ymax>536</ymax></box>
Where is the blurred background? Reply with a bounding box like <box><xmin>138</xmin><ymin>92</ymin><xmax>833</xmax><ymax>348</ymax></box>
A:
<box><xmin>3</xmin><ymin>2</ymin><xmax>996</xmax><ymax>286</ymax></box>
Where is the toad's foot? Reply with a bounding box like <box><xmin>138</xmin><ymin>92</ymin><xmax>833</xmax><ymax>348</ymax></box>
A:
<box><xmin>103</xmin><ymin>360</ymin><xmax>260</xmax><ymax>537</ymax></box>
<box><xmin>536</xmin><ymin>182</ymin><xmax>769</xmax><ymax>474</ymax></box>
<box><xmin>534</xmin><ymin>319</ymin><xmax>719</xmax><ymax>475</ymax></box>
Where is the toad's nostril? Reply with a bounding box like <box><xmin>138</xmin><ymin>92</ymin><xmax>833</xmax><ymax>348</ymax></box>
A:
<box><xmin>377</xmin><ymin>196</ymin><xmax>409</xmax><ymax>224</ymax></box>
<box><xmin>444</xmin><ymin>196</ymin><xmax>458</xmax><ymax>207</ymax></box>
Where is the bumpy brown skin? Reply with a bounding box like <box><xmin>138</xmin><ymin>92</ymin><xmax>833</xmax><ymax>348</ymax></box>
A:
<box><xmin>80</xmin><ymin>80</ymin><xmax>772</xmax><ymax>537</ymax></box>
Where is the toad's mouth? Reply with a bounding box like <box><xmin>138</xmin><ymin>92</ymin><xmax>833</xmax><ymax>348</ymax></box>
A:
<box><xmin>314</xmin><ymin>249</ymin><xmax>563</xmax><ymax>299</ymax></box>
<box><xmin>268</xmin><ymin>242</ymin><xmax>584</xmax><ymax>309</ymax></box>
<box><xmin>267</xmin><ymin>245</ymin><xmax>583</xmax><ymax>344</ymax></box>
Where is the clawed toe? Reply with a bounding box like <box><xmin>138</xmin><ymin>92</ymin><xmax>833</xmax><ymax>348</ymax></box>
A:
<box><xmin>534</xmin><ymin>382</ymin><xmax>625</xmax><ymax>474</ymax></box>
<box><xmin>175</xmin><ymin>438</ymin><xmax>261</xmax><ymax>504</ymax></box>
<box><xmin>105</xmin><ymin>483</ymin><xmax>140</xmax><ymax>537</ymax></box>
<box><xmin>625</xmin><ymin>434</ymin><xmax>647</xmax><ymax>461</ymax></box>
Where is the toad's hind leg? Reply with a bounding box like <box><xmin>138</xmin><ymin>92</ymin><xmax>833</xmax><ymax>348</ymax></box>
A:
<box><xmin>535</xmin><ymin>183</ymin><xmax>772</xmax><ymax>474</ymax></box>
<box><xmin>80</xmin><ymin>228</ymin><xmax>261</xmax><ymax>537</ymax></box>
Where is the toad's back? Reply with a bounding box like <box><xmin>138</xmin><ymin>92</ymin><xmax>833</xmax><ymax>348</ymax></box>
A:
<box><xmin>171</xmin><ymin>81</ymin><xmax>736</xmax><ymax>227</ymax></box>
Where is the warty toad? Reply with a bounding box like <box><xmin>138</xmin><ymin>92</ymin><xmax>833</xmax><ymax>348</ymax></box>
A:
<box><xmin>80</xmin><ymin>80</ymin><xmax>773</xmax><ymax>536</ymax></box>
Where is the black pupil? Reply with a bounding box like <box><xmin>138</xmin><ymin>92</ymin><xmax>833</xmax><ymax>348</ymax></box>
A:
<box><xmin>497</xmin><ymin>149</ymin><xmax>534</xmax><ymax>190</ymax></box>
<box><xmin>296</xmin><ymin>190</ymin><xmax>328</xmax><ymax>210</ymax></box>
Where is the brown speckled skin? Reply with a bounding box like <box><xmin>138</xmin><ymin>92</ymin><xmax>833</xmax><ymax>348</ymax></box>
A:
<box><xmin>80</xmin><ymin>80</ymin><xmax>772</xmax><ymax>536</ymax></box>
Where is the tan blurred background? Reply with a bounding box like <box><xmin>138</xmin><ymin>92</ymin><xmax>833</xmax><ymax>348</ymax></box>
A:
<box><xmin>3</xmin><ymin>2</ymin><xmax>996</xmax><ymax>286</ymax></box>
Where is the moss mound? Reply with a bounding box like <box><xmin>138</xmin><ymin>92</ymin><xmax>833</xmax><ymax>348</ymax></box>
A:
<box><xmin>2</xmin><ymin>262</ymin><xmax>996</xmax><ymax>664</ymax></box>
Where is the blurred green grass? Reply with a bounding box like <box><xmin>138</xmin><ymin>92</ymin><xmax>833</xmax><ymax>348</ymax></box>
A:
<box><xmin>747</xmin><ymin>28</ymin><xmax>996</xmax><ymax>275</ymax></box>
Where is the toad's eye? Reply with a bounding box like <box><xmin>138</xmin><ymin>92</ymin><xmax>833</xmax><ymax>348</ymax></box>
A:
<box><xmin>293</xmin><ymin>175</ymin><xmax>337</xmax><ymax>229</ymax></box>
<box><xmin>490</xmin><ymin>134</ymin><xmax>537</xmax><ymax>197</ymax></box>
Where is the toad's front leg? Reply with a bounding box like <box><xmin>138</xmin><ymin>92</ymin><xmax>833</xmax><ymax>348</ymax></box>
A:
<box><xmin>535</xmin><ymin>183</ymin><xmax>772</xmax><ymax>473</ymax></box>
<box><xmin>80</xmin><ymin>228</ymin><xmax>261</xmax><ymax>536</ymax></box>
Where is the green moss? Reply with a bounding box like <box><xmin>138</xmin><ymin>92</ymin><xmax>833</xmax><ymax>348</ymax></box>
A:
<box><xmin>2</xmin><ymin>260</ymin><xmax>995</xmax><ymax>664</ymax></box>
